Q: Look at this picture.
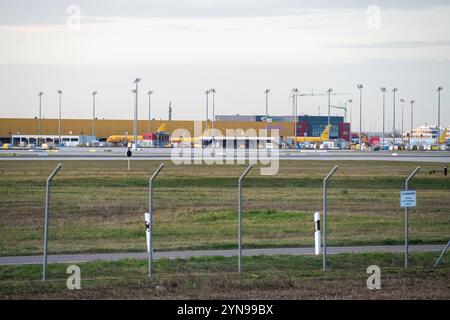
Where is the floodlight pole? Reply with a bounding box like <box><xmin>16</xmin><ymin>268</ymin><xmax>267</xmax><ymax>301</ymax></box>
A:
<box><xmin>292</xmin><ymin>88</ymin><xmax>299</xmax><ymax>148</ymax></box>
<box><xmin>238</xmin><ymin>164</ymin><xmax>253</xmax><ymax>273</ymax></box>
<box><xmin>437</xmin><ymin>87</ymin><xmax>443</xmax><ymax>150</ymax></box>
<box><xmin>92</xmin><ymin>91</ymin><xmax>97</xmax><ymax>138</ymax></box>
<box><xmin>147</xmin><ymin>90</ymin><xmax>153</xmax><ymax>134</ymax></box>
<box><xmin>264</xmin><ymin>89</ymin><xmax>270</xmax><ymax>134</ymax></box>
<box><xmin>392</xmin><ymin>88</ymin><xmax>398</xmax><ymax>147</ymax></box>
<box><xmin>327</xmin><ymin>89</ymin><xmax>333</xmax><ymax>126</ymax></box>
<box><xmin>404</xmin><ymin>166</ymin><xmax>420</xmax><ymax>269</ymax></box>
<box><xmin>57</xmin><ymin>90</ymin><xmax>63</xmax><ymax>144</ymax></box>
<box><xmin>348</xmin><ymin>99</ymin><xmax>353</xmax><ymax>134</ymax></box>
<box><xmin>38</xmin><ymin>92</ymin><xmax>44</xmax><ymax>137</ymax></box>
<box><xmin>205</xmin><ymin>90</ymin><xmax>210</xmax><ymax>147</ymax></box>
<box><xmin>211</xmin><ymin>88</ymin><xmax>216</xmax><ymax>148</ymax></box>
<box><xmin>133</xmin><ymin>78</ymin><xmax>141</xmax><ymax>150</ymax></box>
<box><xmin>357</xmin><ymin>85</ymin><xmax>363</xmax><ymax>150</ymax></box>
<box><xmin>43</xmin><ymin>163</ymin><xmax>63</xmax><ymax>281</ymax></box>
<box><xmin>381</xmin><ymin>88</ymin><xmax>386</xmax><ymax>150</ymax></box>
<box><xmin>410</xmin><ymin>100</ymin><xmax>415</xmax><ymax>150</ymax></box>
<box><xmin>148</xmin><ymin>163</ymin><xmax>164</xmax><ymax>276</ymax></box>
<box><xmin>323</xmin><ymin>165</ymin><xmax>338</xmax><ymax>271</ymax></box>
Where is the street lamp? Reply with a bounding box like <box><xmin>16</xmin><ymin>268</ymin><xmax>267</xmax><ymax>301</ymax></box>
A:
<box><xmin>327</xmin><ymin>88</ymin><xmax>333</xmax><ymax>126</ymax></box>
<box><xmin>410</xmin><ymin>100</ymin><xmax>415</xmax><ymax>150</ymax></box>
<box><xmin>57</xmin><ymin>90</ymin><xmax>63</xmax><ymax>144</ymax></box>
<box><xmin>437</xmin><ymin>86</ymin><xmax>443</xmax><ymax>149</ymax></box>
<box><xmin>210</xmin><ymin>88</ymin><xmax>216</xmax><ymax>147</ymax></box>
<box><xmin>38</xmin><ymin>92</ymin><xmax>44</xmax><ymax>137</ymax></box>
<box><xmin>264</xmin><ymin>89</ymin><xmax>270</xmax><ymax>134</ymax></box>
<box><xmin>400</xmin><ymin>99</ymin><xmax>405</xmax><ymax>145</ymax></box>
<box><xmin>133</xmin><ymin>78</ymin><xmax>141</xmax><ymax>150</ymax></box>
<box><xmin>147</xmin><ymin>90</ymin><xmax>153</xmax><ymax>134</ymax></box>
<box><xmin>380</xmin><ymin>88</ymin><xmax>386</xmax><ymax>150</ymax></box>
<box><xmin>292</xmin><ymin>88</ymin><xmax>299</xmax><ymax>148</ymax></box>
<box><xmin>205</xmin><ymin>90</ymin><xmax>210</xmax><ymax>141</ymax></box>
<box><xmin>392</xmin><ymin>88</ymin><xmax>398</xmax><ymax>146</ymax></box>
<box><xmin>357</xmin><ymin>84</ymin><xmax>363</xmax><ymax>150</ymax></box>
<box><xmin>348</xmin><ymin>99</ymin><xmax>353</xmax><ymax>134</ymax></box>
<box><xmin>92</xmin><ymin>91</ymin><xmax>97</xmax><ymax>138</ymax></box>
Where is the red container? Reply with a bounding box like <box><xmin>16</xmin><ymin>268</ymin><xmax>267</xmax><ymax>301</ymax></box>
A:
<box><xmin>338</xmin><ymin>123</ymin><xmax>351</xmax><ymax>141</ymax></box>
<box><xmin>296</xmin><ymin>121</ymin><xmax>309</xmax><ymax>137</ymax></box>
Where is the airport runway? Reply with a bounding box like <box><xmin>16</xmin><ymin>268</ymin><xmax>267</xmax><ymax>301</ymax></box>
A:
<box><xmin>0</xmin><ymin>245</ymin><xmax>444</xmax><ymax>265</ymax></box>
<box><xmin>1</xmin><ymin>148</ymin><xmax>450</xmax><ymax>162</ymax></box>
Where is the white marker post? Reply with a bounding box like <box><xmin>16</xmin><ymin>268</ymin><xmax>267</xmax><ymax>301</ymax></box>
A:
<box><xmin>314</xmin><ymin>212</ymin><xmax>321</xmax><ymax>255</ymax></box>
<box><xmin>145</xmin><ymin>212</ymin><xmax>151</xmax><ymax>253</ymax></box>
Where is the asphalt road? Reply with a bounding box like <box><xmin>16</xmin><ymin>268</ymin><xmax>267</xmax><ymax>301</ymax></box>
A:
<box><xmin>1</xmin><ymin>148</ymin><xmax>450</xmax><ymax>162</ymax></box>
<box><xmin>0</xmin><ymin>245</ymin><xmax>444</xmax><ymax>265</ymax></box>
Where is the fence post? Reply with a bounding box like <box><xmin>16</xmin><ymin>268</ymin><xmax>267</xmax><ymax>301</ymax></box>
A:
<box><xmin>323</xmin><ymin>165</ymin><xmax>338</xmax><ymax>271</ymax></box>
<box><xmin>434</xmin><ymin>240</ymin><xmax>450</xmax><ymax>267</ymax></box>
<box><xmin>238</xmin><ymin>164</ymin><xmax>253</xmax><ymax>273</ymax></box>
<box><xmin>42</xmin><ymin>163</ymin><xmax>63</xmax><ymax>281</ymax></box>
<box><xmin>404</xmin><ymin>166</ymin><xmax>420</xmax><ymax>269</ymax></box>
<box><xmin>148</xmin><ymin>163</ymin><xmax>165</xmax><ymax>277</ymax></box>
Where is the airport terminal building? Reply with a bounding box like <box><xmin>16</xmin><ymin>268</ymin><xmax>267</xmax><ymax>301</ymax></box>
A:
<box><xmin>216</xmin><ymin>115</ymin><xmax>350</xmax><ymax>141</ymax></box>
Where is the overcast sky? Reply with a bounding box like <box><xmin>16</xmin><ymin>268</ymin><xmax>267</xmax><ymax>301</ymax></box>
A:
<box><xmin>0</xmin><ymin>0</ymin><xmax>449</xmax><ymax>131</ymax></box>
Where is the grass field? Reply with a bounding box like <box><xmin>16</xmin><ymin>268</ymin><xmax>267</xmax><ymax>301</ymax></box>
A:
<box><xmin>0</xmin><ymin>160</ymin><xmax>449</xmax><ymax>299</ymax></box>
<box><xmin>0</xmin><ymin>252</ymin><xmax>449</xmax><ymax>299</ymax></box>
<box><xmin>0</xmin><ymin>160</ymin><xmax>449</xmax><ymax>257</ymax></box>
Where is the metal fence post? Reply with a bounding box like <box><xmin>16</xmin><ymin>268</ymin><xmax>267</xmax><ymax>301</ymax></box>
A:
<box><xmin>434</xmin><ymin>240</ymin><xmax>450</xmax><ymax>267</ymax></box>
<box><xmin>238</xmin><ymin>164</ymin><xmax>253</xmax><ymax>273</ymax></box>
<box><xmin>148</xmin><ymin>163</ymin><xmax>165</xmax><ymax>277</ymax></box>
<box><xmin>323</xmin><ymin>165</ymin><xmax>338</xmax><ymax>271</ymax></box>
<box><xmin>404</xmin><ymin>166</ymin><xmax>420</xmax><ymax>269</ymax></box>
<box><xmin>42</xmin><ymin>163</ymin><xmax>62</xmax><ymax>281</ymax></box>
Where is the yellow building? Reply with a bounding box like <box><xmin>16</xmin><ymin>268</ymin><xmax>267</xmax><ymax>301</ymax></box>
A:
<box><xmin>0</xmin><ymin>118</ymin><xmax>294</xmax><ymax>140</ymax></box>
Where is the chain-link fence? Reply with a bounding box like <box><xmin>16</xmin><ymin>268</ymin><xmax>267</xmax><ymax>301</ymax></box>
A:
<box><xmin>0</xmin><ymin>159</ymin><xmax>449</xmax><ymax>281</ymax></box>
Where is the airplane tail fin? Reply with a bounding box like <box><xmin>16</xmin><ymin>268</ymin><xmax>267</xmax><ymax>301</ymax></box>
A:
<box><xmin>439</xmin><ymin>128</ymin><xmax>447</xmax><ymax>144</ymax></box>
<box><xmin>321</xmin><ymin>125</ymin><xmax>331</xmax><ymax>141</ymax></box>
<box><xmin>158</xmin><ymin>123</ymin><xmax>167</xmax><ymax>132</ymax></box>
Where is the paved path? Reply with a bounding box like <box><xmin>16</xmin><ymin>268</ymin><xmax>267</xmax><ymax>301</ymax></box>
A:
<box><xmin>0</xmin><ymin>245</ymin><xmax>444</xmax><ymax>266</ymax></box>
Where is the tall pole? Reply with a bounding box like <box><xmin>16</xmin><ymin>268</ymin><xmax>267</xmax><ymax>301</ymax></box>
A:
<box><xmin>392</xmin><ymin>88</ymin><xmax>398</xmax><ymax>146</ymax></box>
<box><xmin>410</xmin><ymin>100</ymin><xmax>415</xmax><ymax>149</ymax></box>
<box><xmin>57</xmin><ymin>90</ymin><xmax>62</xmax><ymax>144</ymax></box>
<box><xmin>348</xmin><ymin>99</ymin><xmax>353</xmax><ymax>134</ymax></box>
<box><xmin>133</xmin><ymin>78</ymin><xmax>141</xmax><ymax>150</ymax></box>
<box><xmin>357</xmin><ymin>84</ymin><xmax>363</xmax><ymax>150</ymax></box>
<box><xmin>147</xmin><ymin>90</ymin><xmax>153</xmax><ymax>134</ymax></box>
<box><xmin>205</xmin><ymin>90</ymin><xmax>210</xmax><ymax>144</ymax></box>
<box><xmin>437</xmin><ymin>87</ymin><xmax>443</xmax><ymax>149</ymax></box>
<box><xmin>210</xmin><ymin>88</ymin><xmax>216</xmax><ymax>147</ymax></box>
<box><xmin>292</xmin><ymin>88</ymin><xmax>298</xmax><ymax>148</ymax></box>
<box><xmin>264</xmin><ymin>89</ymin><xmax>270</xmax><ymax>135</ymax></box>
<box><xmin>381</xmin><ymin>88</ymin><xmax>386</xmax><ymax>150</ymax></box>
<box><xmin>400</xmin><ymin>99</ymin><xmax>405</xmax><ymax>145</ymax></box>
<box><xmin>92</xmin><ymin>91</ymin><xmax>97</xmax><ymax>138</ymax></box>
<box><xmin>38</xmin><ymin>92</ymin><xmax>44</xmax><ymax>137</ymax></box>
<box><xmin>327</xmin><ymin>88</ymin><xmax>333</xmax><ymax>126</ymax></box>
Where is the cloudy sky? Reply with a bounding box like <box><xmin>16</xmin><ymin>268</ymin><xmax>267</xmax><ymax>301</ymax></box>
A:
<box><xmin>0</xmin><ymin>0</ymin><xmax>449</xmax><ymax>131</ymax></box>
